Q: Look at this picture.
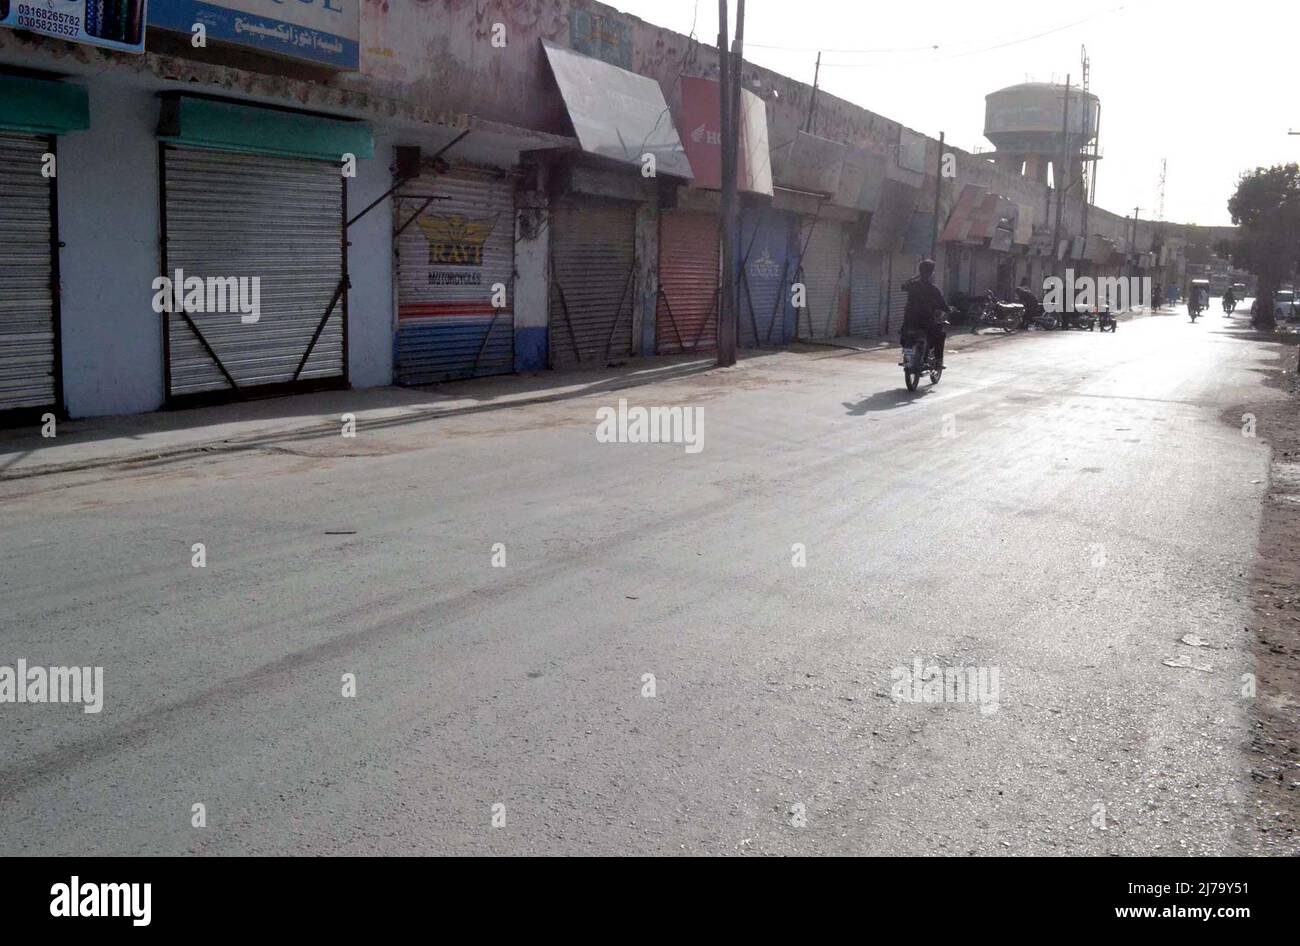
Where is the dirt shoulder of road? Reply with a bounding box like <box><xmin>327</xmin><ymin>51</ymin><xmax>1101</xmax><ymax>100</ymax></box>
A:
<box><xmin>1240</xmin><ymin>331</ymin><xmax>1300</xmax><ymax>854</ymax></box>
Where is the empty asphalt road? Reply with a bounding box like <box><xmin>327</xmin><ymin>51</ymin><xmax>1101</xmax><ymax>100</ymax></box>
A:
<box><xmin>0</xmin><ymin>308</ymin><xmax>1285</xmax><ymax>855</ymax></box>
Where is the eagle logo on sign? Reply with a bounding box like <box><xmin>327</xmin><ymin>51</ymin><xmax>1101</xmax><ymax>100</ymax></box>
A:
<box><xmin>415</xmin><ymin>213</ymin><xmax>498</xmax><ymax>267</ymax></box>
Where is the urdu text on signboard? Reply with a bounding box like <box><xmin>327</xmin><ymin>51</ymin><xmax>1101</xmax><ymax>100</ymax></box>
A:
<box><xmin>149</xmin><ymin>0</ymin><xmax>359</xmax><ymax>70</ymax></box>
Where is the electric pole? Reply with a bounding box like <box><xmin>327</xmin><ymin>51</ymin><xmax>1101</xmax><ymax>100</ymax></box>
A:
<box><xmin>716</xmin><ymin>0</ymin><xmax>745</xmax><ymax>367</ymax></box>
<box><xmin>804</xmin><ymin>51</ymin><xmax>821</xmax><ymax>134</ymax></box>
<box><xmin>930</xmin><ymin>131</ymin><xmax>944</xmax><ymax>260</ymax></box>
<box><xmin>1051</xmin><ymin>76</ymin><xmax>1070</xmax><ymax>280</ymax></box>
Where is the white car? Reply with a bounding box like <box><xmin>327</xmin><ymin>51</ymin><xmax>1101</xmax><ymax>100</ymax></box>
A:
<box><xmin>1250</xmin><ymin>290</ymin><xmax>1297</xmax><ymax>321</ymax></box>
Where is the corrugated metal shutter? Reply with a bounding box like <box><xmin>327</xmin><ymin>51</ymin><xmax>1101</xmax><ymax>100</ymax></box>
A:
<box><xmin>549</xmin><ymin>198</ymin><xmax>636</xmax><ymax>369</ymax></box>
<box><xmin>738</xmin><ymin>208</ymin><xmax>791</xmax><ymax>348</ymax></box>
<box><xmin>795</xmin><ymin>218</ymin><xmax>845</xmax><ymax>340</ymax></box>
<box><xmin>163</xmin><ymin>147</ymin><xmax>344</xmax><ymax>397</ymax></box>
<box><xmin>656</xmin><ymin>210</ymin><xmax>719</xmax><ymax>354</ymax></box>
<box><xmin>0</xmin><ymin>134</ymin><xmax>56</xmax><ymax>412</ymax></box>
<box><xmin>849</xmin><ymin>250</ymin><xmax>883</xmax><ymax>337</ymax></box>
<box><xmin>395</xmin><ymin>171</ymin><xmax>515</xmax><ymax>384</ymax></box>
<box><xmin>888</xmin><ymin>253</ymin><xmax>913</xmax><ymax>334</ymax></box>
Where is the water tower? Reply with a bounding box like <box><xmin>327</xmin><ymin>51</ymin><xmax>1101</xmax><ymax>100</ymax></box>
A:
<box><xmin>984</xmin><ymin>82</ymin><xmax>1100</xmax><ymax>192</ymax></box>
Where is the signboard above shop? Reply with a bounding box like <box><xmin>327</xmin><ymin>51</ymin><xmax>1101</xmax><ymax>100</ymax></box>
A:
<box><xmin>149</xmin><ymin>0</ymin><xmax>359</xmax><ymax>70</ymax></box>
<box><xmin>1</xmin><ymin>0</ymin><xmax>148</xmax><ymax>54</ymax></box>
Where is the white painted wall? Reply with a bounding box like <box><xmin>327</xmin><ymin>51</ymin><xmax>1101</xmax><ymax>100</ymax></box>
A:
<box><xmin>345</xmin><ymin>129</ymin><xmax>396</xmax><ymax>389</ymax></box>
<box><xmin>58</xmin><ymin>84</ymin><xmax>164</xmax><ymax>418</ymax></box>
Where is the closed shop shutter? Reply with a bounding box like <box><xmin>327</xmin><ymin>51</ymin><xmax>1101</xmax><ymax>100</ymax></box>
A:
<box><xmin>0</xmin><ymin>134</ymin><xmax>57</xmax><ymax>414</ymax></box>
<box><xmin>795</xmin><ymin>218</ymin><xmax>846</xmax><ymax>340</ymax></box>
<box><xmin>887</xmin><ymin>253</ymin><xmax>913</xmax><ymax>334</ymax></box>
<box><xmin>395</xmin><ymin>171</ymin><xmax>515</xmax><ymax>384</ymax></box>
<box><xmin>549</xmin><ymin>198</ymin><xmax>636</xmax><ymax>369</ymax></box>
<box><xmin>849</xmin><ymin>249</ymin><xmax>884</xmax><ymax>337</ymax></box>
<box><xmin>162</xmin><ymin>147</ymin><xmax>345</xmax><ymax>400</ymax></box>
<box><xmin>737</xmin><ymin>207</ymin><xmax>792</xmax><ymax>347</ymax></box>
<box><xmin>656</xmin><ymin>210</ymin><xmax>719</xmax><ymax>354</ymax></box>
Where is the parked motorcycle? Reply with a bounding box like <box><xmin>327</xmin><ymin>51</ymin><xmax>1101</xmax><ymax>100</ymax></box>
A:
<box><xmin>972</xmin><ymin>290</ymin><xmax>1025</xmax><ymax>334</ymax></box>
<box><xmin>1097</xmin><ymin>306</ymin><xmax>1117</xmax><ymax>332</ymax></box>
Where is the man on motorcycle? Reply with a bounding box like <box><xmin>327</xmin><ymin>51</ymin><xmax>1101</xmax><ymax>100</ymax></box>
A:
<box><xmin>902</xmin><ymin>259</ymin><xmax>950</xmax><ymax>368</ymax></box>
<box><xmin>1223</xmin><ymin>288</ymin><xmax>1237</xmax><ymax>313</ymax></box>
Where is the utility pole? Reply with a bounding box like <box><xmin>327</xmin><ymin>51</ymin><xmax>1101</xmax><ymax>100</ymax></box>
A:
<box><xmin>930</xmin><ymin>131</ymin><xmax>944</xmax><ymax>260</ymax></box>
<box><xmin>1129</xmin><ymin>206</ymin><xmax>1143</xmax><ymax>278</ymax></box>
<box><xmin>1051</xmin><ymin>76</ymin><xmax>1071</xmax><ymax>280</ymax></box>
<box><xmin>716</xmin><ymin>0</ymin><xmax>744</xmax><ymax>367</ymax></box>
<box><xmin>1079</xmin><ymin>47</ymin><xmax>1091</xmax><ymax>242</ymax></box>
<box><xmin>804</xmin><ymin>51</ymin><xmax>821</xmax><ymax>134</ymax></box>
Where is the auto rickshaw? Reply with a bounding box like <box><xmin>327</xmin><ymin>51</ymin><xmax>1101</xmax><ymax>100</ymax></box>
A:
<box><xmin>1188</xmin><ymin>279</ymin><xmax>1211</xmax><ymax>319</ymax></box>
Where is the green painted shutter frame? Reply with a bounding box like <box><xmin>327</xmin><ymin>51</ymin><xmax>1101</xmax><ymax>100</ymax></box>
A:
<box><xmin>158</xmin><ymin>96</ymin><xmax>374</xmax><ymax>163</ymax></box>
<box><xmin>0</xmin><ymin>76</ymin><xmax>89</xmax><ymax>136</ymax></box>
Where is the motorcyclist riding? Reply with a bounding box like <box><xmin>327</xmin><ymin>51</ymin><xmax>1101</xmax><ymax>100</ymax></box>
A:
<box><xmin>902</xmin><ymin>259</ymin><xmax>949</xmax><ymax>369</ymax></box>
<box><xmin>1223</xmin><ymin>288</ymin><xmax>1237</xmax><ymax>313</ymax></box>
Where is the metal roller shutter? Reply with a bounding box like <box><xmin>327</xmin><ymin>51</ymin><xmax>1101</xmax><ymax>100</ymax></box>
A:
<box><xmin>849</xmin><ymin>250</ymin><xmax>883</xmax><ymax>337</ymax></box>
<box><xmin>738</xmin><ymin>208</ymin><xmax>792</xmax><ymax>348</ymax></box>
<box><xmin>549</xmin><ymin>198</ymin><xmax>636</xmax><ymax>369</ymax></box>
<box><xmin>796</xmin><ymin>218</ymin><xmax>845</xmax><ymax>340</ymax></box>
<box><xmin>887</xmin><ymin>253</ymin><xmax>913</xmax><ymax>334</ymax></box>
<box><xmin>656</xmin><ymin>210</ymin><xmax>719</xmax><ymax>354</ymax></box>
<box><xmin>0</xmin><ymin>134</ymin><xmax>57</xmax><ymax>413</ymax></box>
<box><xmin>162</xmin><ymin>147</ymin><xmax>345</xmax><ymax>399</ymax></box>
<box><xmin>395</xmin><ymin>171</ymin><xmax>515</xmax><ymax>384</ymax></box>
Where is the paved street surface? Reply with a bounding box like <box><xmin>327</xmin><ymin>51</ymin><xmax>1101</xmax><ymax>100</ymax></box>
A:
<box><xmin>0</xmin><ymin>306</ymin><xmax>1285</xmax><ymax>855</ymax></box>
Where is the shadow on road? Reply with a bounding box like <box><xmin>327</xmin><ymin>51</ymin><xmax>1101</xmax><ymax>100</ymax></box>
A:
<box><xmin>842</xmin><ymin>386</ymin><xmax>939</xmax><ymax>415</ymax></box>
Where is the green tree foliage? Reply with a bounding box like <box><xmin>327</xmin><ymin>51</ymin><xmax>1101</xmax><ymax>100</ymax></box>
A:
<box><xmin>1223</xmin><ymin>164</ymin><xmax>1300</xmax><ymax>327</ymax></box>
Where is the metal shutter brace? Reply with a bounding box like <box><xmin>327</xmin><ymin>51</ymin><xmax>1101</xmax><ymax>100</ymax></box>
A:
<box><xmin>548</xmin><ymin>198</ymin><xmax>636</xmax><ymax>369</ymax></box>
<box><xmin>797</xmin><ymin>218</ymin><xmax>845</xmax><ymax>340</ymax></box>
<box><xmin>656</xmin><ymin>210</ymin><xmax>720</xmax><ymax>354</ymax></box>
<box><xmin>163</xmin><ymin>147</ymin><xmax>344</xmax><ymax>397</ymax></box>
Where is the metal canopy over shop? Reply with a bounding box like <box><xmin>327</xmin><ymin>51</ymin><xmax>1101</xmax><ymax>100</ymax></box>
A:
<box><xmin>796</xmin><ymin>217</ymin><xmax>846</xmax><ymax>340</ymax></box>
<box><xmin>159</xmin><ymin>95</ymin><xmax>374</xmax><ymax>163</ymax></box>
<box><xmin>737</xmin><ymin>207</ymin><xmax>793</xmax><ymax>348</ymax></box>
<box><xmin>549</xmin><ymin>197</ymin><xmax>637</xmax><ymax>368</ymax></box>
<box><xmin>541</xmin><ymin>39</ymin><xmax>692</xmax><ymax>180</ymax></box>
<box><xmin>395</xmin><ymin>169</ymin><xmax>516</xmax><ymax>384</ymax></box>
<box><xmin>0</xmin><ymin>75</ymin><xmax>89</xmax><ymax>137</ymax></box>
<box><xmin>656</xmin><ymin>210</ymin><xmax>719</xmax><ymax>354</ymax></box>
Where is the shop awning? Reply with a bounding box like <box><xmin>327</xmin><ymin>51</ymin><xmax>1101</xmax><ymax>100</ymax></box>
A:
<box><xmin>0</xmin><ymin>75</ymin><xmax>89</xmax><ymax>136</ymax></box>
<box><xmin>1084</xmin><ymin>234</ymin><xmax>1118</xmax><ymax>263</ymax></box>
<box><xmin>901</xmin><ymin>211</ymin><xmax>935</xmax><ymax>256</ymax></box>
<box><xmin>158</xmin><ymin>95</ymin><xmax>374</xmax><ymax>162</ymax></box>
<box><xmin>940</xmin><ymin>184</ymin><xmax>986</xmax><ymax>243</ymax></box>
<box><xmin>866</xmin><ymin>177</ymin><xmax>919</xmax><ymax>252</ymax></box>
<box><xmin>771</xmin><ymin>130</ymin><xmax>845</xmax><ymax>196</ymax></box>
<box><xmin>542</xmin><ymin>39</ymin><xmax>692</xmax><ymax>179</ymax></box>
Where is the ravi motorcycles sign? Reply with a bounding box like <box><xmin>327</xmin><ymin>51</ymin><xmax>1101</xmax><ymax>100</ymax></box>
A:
<box><xmin>0</xmin><ymin>0</ymin><xmax>148</xmax><ymax>53</ymax></box>
<box><xmin>149</xmin><ymin>0</ymin><xmax>359</xmax><ymax>69</ymax></box>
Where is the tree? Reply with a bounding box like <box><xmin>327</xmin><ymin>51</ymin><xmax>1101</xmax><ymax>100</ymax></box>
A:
<box><xmin>1222</xmin><ymin>163</ymin><xmax>1300</xmax><ymax>327</ymax></box>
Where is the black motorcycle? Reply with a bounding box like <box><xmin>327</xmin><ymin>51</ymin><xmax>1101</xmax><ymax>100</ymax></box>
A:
<box><xmin>972</xmin><ymin>290</ymin><xmax>1025</xmax><ymax>334</ymax></box>
<box><xmin>900</xmin><ymin>322</ymin><xmax>948</xmax><ymax>391</ymax></box>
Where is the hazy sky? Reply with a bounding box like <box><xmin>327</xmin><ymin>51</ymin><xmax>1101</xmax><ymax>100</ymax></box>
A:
<box><xmin>611</xmin><ymin>0</ymin><xmax>1298</xmax><ymax>227</ymax></box>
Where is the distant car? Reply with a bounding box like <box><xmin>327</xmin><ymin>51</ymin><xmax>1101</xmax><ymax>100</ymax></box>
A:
<box><xmin>1253</xmin><ymin>290</ymin><xmax>1299</xmax><ymax>322</ymax></box>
